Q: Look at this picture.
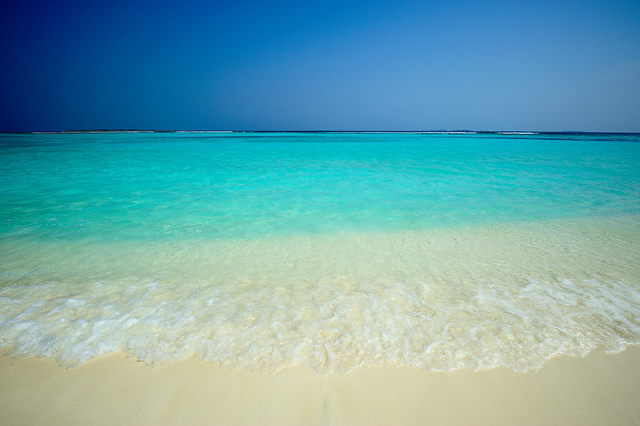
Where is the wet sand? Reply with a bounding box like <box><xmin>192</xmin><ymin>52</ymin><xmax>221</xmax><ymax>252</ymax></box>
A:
<box><xmin>1</xmin><ymin>347</ymin><xmax>639</xmax><ymax>425</ymax></box>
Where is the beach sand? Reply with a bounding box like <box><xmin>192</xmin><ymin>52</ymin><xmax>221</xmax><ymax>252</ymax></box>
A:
<box><xmin>1</xmin><ymin>347</ymin><xmax>639</xmax><ymax>425</ymax></box>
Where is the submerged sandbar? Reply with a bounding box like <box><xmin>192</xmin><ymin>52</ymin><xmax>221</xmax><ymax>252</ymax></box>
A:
<box><xmin>1</xmin><ymin>347</ymin><xmax>640</xmax><ymax>425</ymax></box>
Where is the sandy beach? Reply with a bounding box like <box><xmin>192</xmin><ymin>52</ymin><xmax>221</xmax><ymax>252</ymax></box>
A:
<box><xmin>1</xmin><ymin>347</ymin><xmax>639</xmax><ymax>425</ymax></box>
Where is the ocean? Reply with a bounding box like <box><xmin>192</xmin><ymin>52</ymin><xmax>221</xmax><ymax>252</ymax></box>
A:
<box><xmin>1</xmin><ymin>131</ymin><xmax>639</xmax><ymax>372</ymax></box>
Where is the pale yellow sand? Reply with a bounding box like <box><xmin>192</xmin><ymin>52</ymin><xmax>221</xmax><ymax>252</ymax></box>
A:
<box><xmin>1</xmin><ymin>347</ymin><xmax>639</xmax><ymax>425</ymax></box>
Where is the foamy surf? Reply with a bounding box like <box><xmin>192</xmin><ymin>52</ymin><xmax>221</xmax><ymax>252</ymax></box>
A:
<box><xmin>2</xmin><ymin>217</ymin><xmax>639</xmax><ymax>372</ymax></box>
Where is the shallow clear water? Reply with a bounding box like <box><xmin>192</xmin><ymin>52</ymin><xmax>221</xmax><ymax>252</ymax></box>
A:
<box><xmin>1</xmin><ymin>132</ymin><xmax>639</xmax><ymax>372</ymax></box>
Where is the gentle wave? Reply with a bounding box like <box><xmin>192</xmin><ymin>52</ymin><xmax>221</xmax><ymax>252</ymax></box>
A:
<box><xmin>1</xmin><ymin>277</ymin><xmax>639</xmax><ymax>372</ymax></box>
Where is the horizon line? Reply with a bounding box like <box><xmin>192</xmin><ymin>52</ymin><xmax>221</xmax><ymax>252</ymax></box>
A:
<box><xmin>3</xmin><ymin>129</ymin><xmax>640</xmax><ymax>136</ymax></box>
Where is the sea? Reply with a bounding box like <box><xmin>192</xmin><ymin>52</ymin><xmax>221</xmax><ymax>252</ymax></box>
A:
<box><xmin>1</xmin><ymin>131</ymin><xmax>639</xmax><ymax>373</ymax></box>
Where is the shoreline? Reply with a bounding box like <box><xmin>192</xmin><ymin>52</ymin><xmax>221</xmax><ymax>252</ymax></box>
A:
<box><xmin>1</xmin><ymin>346</ymin><xmax>639</xmax><ymax>425</ymax></box>
<box><xmin>3</xmin><ymin>215</ymin><xmax>640</xmax><ymax>373</ymax></box>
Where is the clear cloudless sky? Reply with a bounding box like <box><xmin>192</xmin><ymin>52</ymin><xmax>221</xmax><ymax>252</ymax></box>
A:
<box><xmin>1</xmin><ymin>0</ymin><xmax>639</xmax><ymax>132</ymax></box>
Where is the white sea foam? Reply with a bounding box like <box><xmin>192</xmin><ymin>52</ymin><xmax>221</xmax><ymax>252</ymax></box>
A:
<box><xmin>1</xmin><ymin>217</ymin><xmax>640</xmax><ymax>372</ymax></box>
<box><xmin>497</xmin><ymin>131</ymin><xmax>538</xmax><ymax>135</ymax></box>
<box><xmin>1</xmin><ymin>276</ymin><xmax>639</xmax><ymax>372</ymax></box>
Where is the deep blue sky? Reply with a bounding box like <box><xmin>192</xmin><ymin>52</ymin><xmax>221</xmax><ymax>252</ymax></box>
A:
<box><xmin>1</xmin><ymin>0</ymin><xmax>639</xmax><ymax>132</ymax></box>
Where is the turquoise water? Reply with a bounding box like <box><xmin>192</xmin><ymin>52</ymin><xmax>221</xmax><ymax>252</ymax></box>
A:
<box><xmin>1</xmin><ymin>132</ymin><xmax>639</xmax><ymax>241</ymax></box>
<box><xmin>1</xmin><ymin>132</ymin><xmax>640</xmax><ymax>372</ymax></box>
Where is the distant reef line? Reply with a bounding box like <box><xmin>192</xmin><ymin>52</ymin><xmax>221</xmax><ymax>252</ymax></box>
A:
<box><xmin>2</xmin><ymin>130</ymin><xmax>639</xmax><ymax>136</ymax></box>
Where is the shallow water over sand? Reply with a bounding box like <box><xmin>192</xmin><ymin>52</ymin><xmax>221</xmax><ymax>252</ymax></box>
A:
<box><xmin>2</xmin><ymin>215</ymin><xmax>639</xmax><ymax>372</ymax></box>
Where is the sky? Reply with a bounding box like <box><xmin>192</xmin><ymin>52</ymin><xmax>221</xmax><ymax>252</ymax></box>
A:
<box><xmin>1</xmin><ymin>0</ymin><xmax>639</xmax><ymax>132</ymax></box>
